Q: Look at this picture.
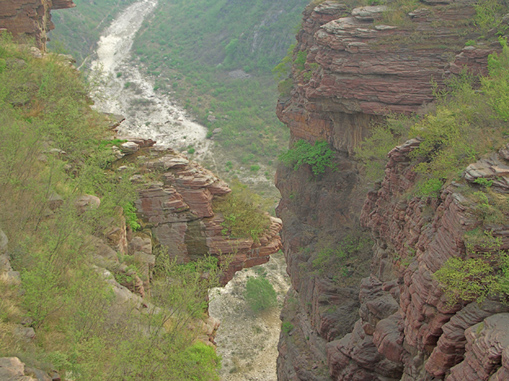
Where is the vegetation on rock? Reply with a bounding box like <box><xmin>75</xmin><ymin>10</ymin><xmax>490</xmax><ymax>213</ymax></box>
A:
<box><xmin>279</xmin><ymin>139</ymin><xmax>337</xmax><ymax>176</ymax></box>
<box><xmin>0</xmin><ymin>36</ymin><xmax>221</xmax><ymax>380</ymax></box>
<box><xmin>213</xmin><ymin>181</ymin><xmax>271</xmax><ymax>242</ymax></box>
<box><xmin>435</xmin><ymin>231</ymin><xmax>509</xmax><ymax>305</ymax></box>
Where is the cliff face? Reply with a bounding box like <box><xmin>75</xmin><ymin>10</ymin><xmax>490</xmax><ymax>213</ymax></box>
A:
<box><xmin>0</xmin><ymin>0</ymin><xmax>75</xmax><ymax>50</ymax></box>
<box><xmin>339</xmin><ymin>140</ymin><xmax>509</xmax><ymax>380</ymax></box>
<box><xmin>114</xmin><ymin>140</ymin><xmax>283</xmax><ymax>285</ymax></box>
<box><xmin>276</xmin><ymin>1</ymin><xmax>507</xmax><ymax>379</ymax></box>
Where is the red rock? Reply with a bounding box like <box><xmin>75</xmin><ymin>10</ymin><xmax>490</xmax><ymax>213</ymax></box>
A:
<box><xmin>272</xmin><ymin>0</ymin><xmax>507</xmax><ymax>378</ymax></box>
<box><xmin>135</xmin><ymin>148</ymin><xmax>281</xmax><ymax>284</ymax></box>
<box><xmin>448</xmin><ymin>314</ymin><xmax>509</xmax><ymax>381</ymax></box>
<box><xmin>0</xmin><ymin>0</ymin><xmax>75</xmax><ymax>50</ymax></box>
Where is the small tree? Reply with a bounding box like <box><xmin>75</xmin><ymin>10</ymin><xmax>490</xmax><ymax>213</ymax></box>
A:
<box><xmin>244</xmin><ymin>275</ymin><xmax>277</xmax><ymax>313</ymax></box>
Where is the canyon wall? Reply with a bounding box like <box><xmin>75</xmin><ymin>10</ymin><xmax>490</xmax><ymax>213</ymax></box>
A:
<box><xmin>276</xmin><ymin>1</ymin><xmax>508</xmax><ymax>379</ymax></box>
<box><xmin>0</xmin><ymin>0</ymin><xmax>75</xmax><ymax>49</ymax></box>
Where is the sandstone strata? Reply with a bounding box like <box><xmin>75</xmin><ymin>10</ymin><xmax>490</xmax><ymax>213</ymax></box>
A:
<box><xmin>118</xmin><ymin>143</ymin><xmax>283</xmax><ymax>285</ymax></box>
<box><xmin>0</xmin><ymin>0</ymin><xmax>75</xmax><ymax>50</ymax></box>
<box><xmin>276</xmin><ymin>0</ymin><xmax>506</xmax><ymax>380</ymax></box>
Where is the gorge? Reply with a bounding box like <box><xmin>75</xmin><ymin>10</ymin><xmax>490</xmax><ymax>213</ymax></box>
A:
<box><xmin>2</xmin><ymin>0</ymin><xmax>509</xmax><ymax>380</ymax></box>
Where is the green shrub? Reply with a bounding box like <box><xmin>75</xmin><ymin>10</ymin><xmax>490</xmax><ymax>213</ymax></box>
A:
<box><xmin>435</xmin><ymin>256</ymin><xmax>500</xmax><ymax>304</ymax></box>
<box><xmin>405</xmin><ymin>43</ymin><xmax>509</xmax><ymax>195</ymax></box>
<box><xmin>414</xmin><ymin>178</ymin><xmax>444</xmax><ymax>198</ymax></box>
<box><xmin>122</xmin><ymin>202</ymin><xmax>141</xmax><ymax>231</ymax></box>
<box><xmin>244</xmin><ymin>275</ymin><xmax>277</xmax><ymax>313</ymax></box>
<box><xmin>474</xmin><ymin>0</ymin><xmax>504</xmax><ymax>35</ymax></box>
<box><xmin>213</xmin><ymin>180</ymin><xmax>270</xmax><ymax>242</ymax></box>
<box><xmin>281</xmin><ymin>321</ymin><xmax>294</xmax><ymax>334</ymax></box>
<box><xmin>279</xmin><ymin>140</ymin><xmax>336</xmax><ymax>176</ymax></box>
<box><xmin>435</xmin><ymin>230</ymin><xmax>509</xmax><ymax>305</ymax></box>
<box><xmin>355</xmin><ymin>116</ymin><xmax>411</xmax><ymax>181</ymax></box>
<box><xmin>474</xmin><ymin>177</ymin><xmax>494</xmax><ymax>188</ymax></box>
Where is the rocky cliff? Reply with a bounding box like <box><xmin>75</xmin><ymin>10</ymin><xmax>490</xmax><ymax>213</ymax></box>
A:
<box><xmin>115</xmin><ymin>140</ymin><xmax>283</xmax><ymax>285</ymax></box>
<box><xmin>276</xmin><ymin>0</ymin><xmax>508</xmax><ymax>379</ymax></box>
<box><xmin>0</xmin><ymin>0</ymin><xmax>75</xmax><ymax>49</ymax></box>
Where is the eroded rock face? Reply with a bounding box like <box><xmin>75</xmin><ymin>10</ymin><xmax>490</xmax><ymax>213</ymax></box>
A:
<box><xmin>0</xmin><ymin>0</ymin><xmax>75</xmax><ymax>50</ymax></box>
<box><xmin>132</xmin><ymin>146</ymin><xmax>283</xmax><ymax>285</ymax></box>
<box><xmin>349</xmin><ymin>142</ymin><xmax>509</xmax><ymax>380</ymax></box>
<box><xmin>275</xmin><ymin>0</ymin><xmax>505</xmax><ymax>380</ymax></box>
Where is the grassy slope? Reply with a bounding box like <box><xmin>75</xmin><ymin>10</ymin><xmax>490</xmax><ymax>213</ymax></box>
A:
<box><xmin>131</xmin><ymin>0</ymin><xmax>308</xmax><ymax>170</ymax></box>
<box><xmin>0</xmin><ymin>38</ymin><xmax>221</xmax><ymax>380</ymax></box>
<box><xmin>48</xmin><ymin>0</ymin><xmax>136</xmax><ymax>64</ymax></box>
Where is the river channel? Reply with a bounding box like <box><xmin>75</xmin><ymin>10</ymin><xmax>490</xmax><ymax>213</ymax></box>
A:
<box><xmin>87</xmin><ymin>0</ymin><xmax>289</xmax><ymax>379</ymax></box>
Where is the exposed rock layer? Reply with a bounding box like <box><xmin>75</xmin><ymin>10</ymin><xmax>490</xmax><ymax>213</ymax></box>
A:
<box><xmin>276</xmin><ymin>1</ymin><xmax>506</xmax><ymax>380</ymax></box>
<box><xmin>121</xmin><ymin>143</ymin><xmax>283</xmax><ymax>285</ymax></box>
<box><xmin>0</xmin><ymin>0</ymin><xmax>75</xmax><ymax>50</ymax></box>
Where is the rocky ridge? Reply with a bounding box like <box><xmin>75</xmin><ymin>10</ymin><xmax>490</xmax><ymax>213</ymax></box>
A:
<box><xmin>276</xmin><ymin>0</ymin><xmax>508</xmax><ymax>380</ymax></box>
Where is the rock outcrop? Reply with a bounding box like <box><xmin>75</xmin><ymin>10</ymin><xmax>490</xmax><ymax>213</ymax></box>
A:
<box><xmin>276</xmin><ymin>0</ymin><xmax>507</xmax><ymax>380</ymax></box>
<box><xmin>0</xmin><ymin>0</ymin><xmax>75</xmax><ymax>50</ymax></box>
<box><xmin>0</xmin><ymin>357</ymin><xmax>50</xmax><ymax>381</ymax></box>
<box><xmin>116</xmin><ymin>142</ymin><xmax>283</xmax><ymax>285</ymax></box>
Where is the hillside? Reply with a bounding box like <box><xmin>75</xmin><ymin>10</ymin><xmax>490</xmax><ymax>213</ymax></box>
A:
<box><xmin>129</xmin><ymin>0</ymin><xmax>309</xmax><ymax>175</ymax></box>
<box><xmin>48</xmin><ymin>0</ymin><xmax>136</xmax><ymax>64</ymax></box>
<box><xmin>0</xmin><ymin>1</ymin><xmax>284</xmax><ymax>379</ymax></box>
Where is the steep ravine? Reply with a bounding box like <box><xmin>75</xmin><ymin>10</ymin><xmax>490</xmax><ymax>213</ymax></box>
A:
<box><xmin>87</xmin><ymin>1</ymin><xmax>290</xmax><ymax>378</ymax></box>
<box><xmin>89</xmin><ymin>0</ymin><xmax>211</xmax><ymax>160</ymax></box>
<box><xmin>275</xmin><ymin>1</ymin><xmax>509</xmax><ymax>380</ymax></box>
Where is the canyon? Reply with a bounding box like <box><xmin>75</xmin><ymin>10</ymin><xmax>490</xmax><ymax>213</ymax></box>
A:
<box><xmin>275</xmin><ymin>1</ymin><xmax>509</xmax><ymax>380</ymax></box>
<box><xmin>3</xmin><ymin>0</ymin><xmax>509</xmax><ymax>380</ymax></box>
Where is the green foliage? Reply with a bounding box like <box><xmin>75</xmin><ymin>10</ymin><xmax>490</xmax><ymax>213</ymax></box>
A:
<box><xmin>281</xmin><ymin>321</ymin><xmax>294</xmax><ymax>334</ymax></box>
<box><xmin>414</xmin><ymin>178</ymin><xmax>444</xmax><ymax>198</ymax></box>
<box><xmin>470</xmin><ymin>189</ymin><xmax>509</xmax><ymax>225</ymax></box>
<box><xmin>279</xmin><ymin>140</ymin><xmax>336</xmax><ymax>176</ymax></box>
<box><xmin>272</xmin><ymin>44</ymin><xmax>295</xmax><ymax>80</ymax></box>
<box><xmin>435</xmin><ymin>231</ymin><xmax>509</xmax><ymax>305</ymax></box>
<box><xmin>294</xmin><ymin>50</ymin><xmax>307</xmax><ymax>71</ymax></box>
<box><xmin>406</xmin><ymin>43</ymin><xmax>509</xmax><ymax>196</ymax></box>
<box><xmin>122</xmin><ymin>201</ymin><xmax>141</xmax><ymax>231</ymax></box>
<box><xmin>311</xmin><ymin>233</ymin><xmax>373</xmax><ymax>283</ymax></box>
<box><xmin>435</xmin><ymin>256</ymin><xmax>501</xmax><ymax>304</ymax></box>
<box><xmin>0</xmin><ymin>37</ymin><xmax>221</xmax><ymax>380</ymax></box>
<box><xmin>244</xmin><ymin>275</ymin><xmax>277</xmax><ymax>313</ymax></box>
<box><xmin>474</xmin><ymin>177</ymin><xmax>494</xmax><ymax>188</ymax></box>
<box><xmin>483</xmin><ymin>37</ymin><xmax>509</xmax><ymax>120</ymax></box>
<box><xmin>213</xmin><ymin>181</ymin><xmax>270</xmax><ymax>242</ymax></box>
<box><xmin>474</xmin><ymin>0</ymin><xmax>505</xmax><ymax>35</ymax></box>
<box><xmin>355</xmin><ymin>116</ymin><xmax>412</xmax><ymax>181</ymax></box>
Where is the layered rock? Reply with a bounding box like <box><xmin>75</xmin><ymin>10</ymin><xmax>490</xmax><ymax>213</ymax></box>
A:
<box><xmin>0</xmin><ymin>0</ymin><xmax>75</xmax><ymax>50</ymax></box>
<box><xmin>122</xmin><ymin>144</ymin><xmax>283</xmax><ymax>285</ymax></box>
<box><xmin>276</xmin><ymin>0</ymin><xmax>505</xmax><ymax>380</ymax></box>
